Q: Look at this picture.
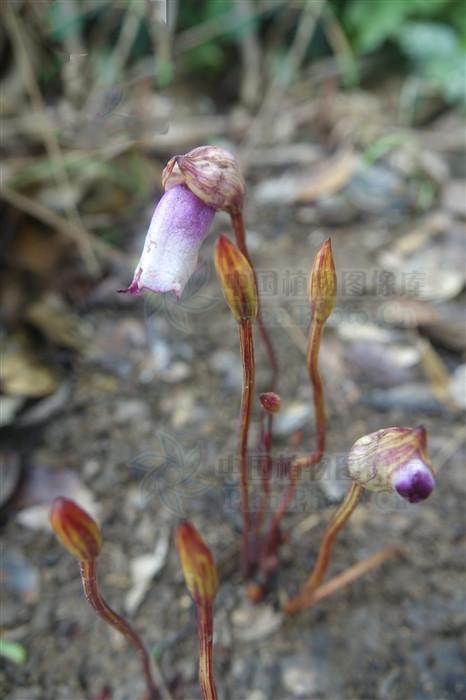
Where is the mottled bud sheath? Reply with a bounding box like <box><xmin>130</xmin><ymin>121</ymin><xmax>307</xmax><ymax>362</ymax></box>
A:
<box><xmin>163</xmin><ymin>145</ymin><xmax>245</xmax><ymax>213</ymax></box>
<box><xmin>259</xmin><ymin>392</ymin><xmax>282</xmax><ymax>414</ymax></box>
<box><xmin>308</xmin><ymin>239</ymin><xmax>337</xmax><ymax>323</ymax></box>
<box><xmin>50</xmin><ymin>498</ymin><xmax>102</xmax><ymax>562</ymax></box>
<box><xmin>214</xmin><ymin>235</ymin><xmax>258</xmax><ymax>322</ymax></box>
<box><xmin>176</xmin><ymin>522</ymin><xmax>219</xmax><ymax>605</ymax></box>
<box><xmin>348</xmin><ymin>426</ymin><xmax>435</xmax><ymax>503</ymax></box>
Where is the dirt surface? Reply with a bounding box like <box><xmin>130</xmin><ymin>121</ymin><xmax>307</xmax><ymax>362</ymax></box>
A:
<box><xmin>2</xmin><ymin>123</ymin><xmax>466</xmax><ymax>700</ymax></box>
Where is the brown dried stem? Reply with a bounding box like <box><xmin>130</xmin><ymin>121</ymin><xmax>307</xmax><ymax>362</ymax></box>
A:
<box><xmin>284</xmin><ymin>481</ymin><xmax>364</xmax><ymax>614</ymax></box>
<box><xmin>79</xmin><ymin>559</ymin><xmax>159</xmax><ymax>700</ymax></box>
<box><xmin>296</xmin><ymin>546</ymin><xmax>401</xmax><ymax>610</ymax></box>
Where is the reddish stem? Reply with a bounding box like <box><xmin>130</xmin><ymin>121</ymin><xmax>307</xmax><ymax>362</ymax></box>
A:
<box><xmin>284</xmin><ymin>482</ymin><xmax>364</xmax><ymax>614</ymax></box>
<box><xmin>254</xmin><ymin>411</ymin><xmax>273</xmax><ymax>539</ymax></box>
<box><xmin>79</xmin><ymin>559</ymin><xmax>159</xmax><ymax>700</ymax></box>
<box><xmin>238</xmin><ymin>319</ymin><xmax>255</xmax><ymax>574</ymax></box>
<box><xmin>230</xmin><ymin>208</ymin><xmax>279</xmax><ymax>391</ymax></box>
<box><xmin>263</xmin><ymin>319</ymin><xmax>326</xmax><ymax>558</ymax></box>
<box><xmin>197</xmin><ymin>601</ymin><xmax>217</xmax><ymax>700</ymax></box>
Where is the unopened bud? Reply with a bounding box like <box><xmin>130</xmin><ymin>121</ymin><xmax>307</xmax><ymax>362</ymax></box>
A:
<box><xmin>259</xmin><ymin>392</ymin><xmax>281</xmax><ymax>414</ymax></box>
<box><xmin>214</xmin><ymin>235</ymin><xmax>258</xmax><ymax>322</ymax></box>
<box><xmin>50</xmin><ymin>498</ymin><xmax>102</xmax><ymax>561</ymax></box>
<box><xmin>163</xmin><ymin>145</ymin><xmax>245</xmax><ymax>213</ymax></box>
<box><xmin>176</xmin><ymin>521</ymin><xmax>219</xmax><ymax>604</ymax></box>
<box><xmin>348</xmin><ymin>426</ymin><xmax>435</xmax><ymax>503</ymax></box>
<box><xmin>308</xmin><ymin>239</ymin><xmax>337</xmax><ymax>323</ymax></box>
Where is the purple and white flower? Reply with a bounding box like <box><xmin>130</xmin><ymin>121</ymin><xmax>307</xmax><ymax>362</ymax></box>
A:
<box><xmin>120</xmin><ymin>184</ymin><xmax>215</xmax><ymax>298</ymax></box>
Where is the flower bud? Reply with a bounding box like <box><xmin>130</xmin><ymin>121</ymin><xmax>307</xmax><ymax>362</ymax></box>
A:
<box><xmin>50</xmin><ymin>498</ymin><xmax>102</xmax><ymax>561</ymax></box>
<box><xmin>163</xmin><ymin>145</ymin><xmax>245</xmax><ymax>213</ymax></box>
<box><xmin>308</xmin><ymin>239</ymin><xmax>337</xmax><ymax>323</ymax></box>
<box><xmin>347</xmin><ymin>426</ymin><xmax>435</xmax><ymax>503</ymax></box>
<box><xmin>176</xmin><ymin>521</ymin><xmax>219</xmax><ymax>604</ymax></box>
<box><xmin>259</xmin><ymin>392</ymin><xmax>281</xmax><ymax>414</ymax></box>
<box><xmin>119</xmin><ymin>184</ymin><xmax>215</xmax><ymax>298</ymax></box>
<box><xmin>214</xmin><ymin>235</ymin><xmax>258</xmax><ymax>322</ymax></box>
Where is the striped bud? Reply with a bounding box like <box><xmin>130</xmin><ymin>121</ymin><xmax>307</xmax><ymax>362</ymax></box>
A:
<box><xmin>214</xmin><ymin>235</ymin><xmax>258</xmax><ymax>322</ymax></box>
<box><xmin>176</xmin><ymin>521</ymin><xmax>219</xmax><ymax>604</ymax></box>
<box><xmin>163</xmin><ymin>145</ymin><xmax>245</xmax><ymax>213</ymax></box>
<box><xmin>50</xmin><ymin>498</ymin><xmax>102</xmax><ymax>561</ymax></box>
<box><xmin>348</xmin><ymin>426</ymin><xmax>435</xmax><ymax>503</ymax></box>
<box><xmin>259</xmin><ymin>392</ymin><xmax>281</xmax><ymax>414</ymax></box>
<box><xmin>308</xmin><ymin>239</ymin><xmax>337</xmax><ymax>323</ymax></box>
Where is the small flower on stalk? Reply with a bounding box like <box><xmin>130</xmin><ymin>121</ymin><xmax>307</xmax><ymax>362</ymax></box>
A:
<box><xmin>49</xmin><ymin>497</ymin><xmax>102</xmax><ymax>561</ymax></box>
<box><xmin>308</xmin><ymin>239</ymin><xmax>337</xmax><ymax>323</ymax></box>
<box><xmin>214</xmin><ymin>235</ymin><xmax>258</xmax><ymax>322</ymax></box>
<box><xmin>347</xmin><ymin>426</ymin><xmax>435</xmax><ymax>503</ymax></box>
<box><xmin>163</xmin><ymin>145</ymin><xmax>245</xmax><ymax>213</ymax></box>
<box><xmin>176</xmin><ymin>521</ymin><xmax>219</xmax><ymax>604</ymax></box>
<box><xmin>120</xmin><ymin>184</ymin><xmax>215</xmax><ymax>298</ymax></box>
<box><xmin>259</xmin><ymin>392</ymin><xmax>281</xmax><ymax>414</ymax></box>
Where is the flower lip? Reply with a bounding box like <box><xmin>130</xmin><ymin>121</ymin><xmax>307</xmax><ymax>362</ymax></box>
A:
<box><xmin>119</xmin><ymin>184</ymin><xmax>215</xmax><ymax>299</ymax></box>
<box><xmin>392</xmin><ymin>458</ymin><xmax>436</xmax><ymax>503</ymax></box>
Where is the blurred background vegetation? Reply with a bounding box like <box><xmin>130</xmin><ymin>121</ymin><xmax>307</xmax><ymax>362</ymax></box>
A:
<box><xmin>38</xmin><ymin>0</ymin><xmax>466</xmax><ymax>103</ymax></box>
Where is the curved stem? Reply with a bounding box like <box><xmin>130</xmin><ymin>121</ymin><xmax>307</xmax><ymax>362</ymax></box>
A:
<box><xmin>79</xmin><ymin>560</ymin><xmax>159</xmax><ymax>700</ymax></box>
<box><xmin>230</xmin><ymin>208</ymin><xmax>279</xmax><ymax>391</ymax></box>
<box><xmin>197</xmin><ymin>602</ymin><xmax>217</xmax><ymax>700</ymax></box>
<box><xmin>284</xmin><ymin>481</ymin><xmax>364</xmax><ymax>614</ymax></box>
<box><xmin>238</xmin><ymin>319</ymin><xmax>255</xmax><ymax>573</ymax></box>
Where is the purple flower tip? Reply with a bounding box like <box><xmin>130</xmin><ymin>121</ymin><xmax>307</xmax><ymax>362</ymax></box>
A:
<box><xmin>392</xmin><ymin>458</ymin><xmax>436</xmax><ymax>503</ymax></box>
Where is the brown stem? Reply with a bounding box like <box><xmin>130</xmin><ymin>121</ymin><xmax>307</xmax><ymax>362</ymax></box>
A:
<box><xmin>238</xmin><ymin>319</ymin><xmax>255</xmax><ymax>573</ymax></box>
<box><xmin>197</xmin><ymin>601</ymin><xmax>217</xmax><ymax>700</ymax></box>
<box><xmin>284</xmin><ymin>481</ymin><xmax>364</xmax><ymax>614</ymax></box>
<box><xmin>79</xmin><ymin>560</ymin><xmax>159</xmax><ymax>700</ymax></box>
<box><xmin>230</xmin><ymin>208</ymin><xmax>279</xmax><ymax>391</ymax></box>
<box><xmin>263</xmin><ymin>319</ymin><xmax>326</xmax><ymax>557</ymax></box>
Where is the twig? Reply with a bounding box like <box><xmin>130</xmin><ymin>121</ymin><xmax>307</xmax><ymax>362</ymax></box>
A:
<box><xmin>298</xmin><ymin>546</ymin><xmax>401</xmax><ymax>609</ymax></box>
<box><xmin>0</xmin><ymin>185</ymin><xmax>123</xmax><ymax>264</ymax></box>
<box><xmin>4</xmin><ymin>3</ymin><xmax>99</xmax><ymax>272</ymax></box>
<box><xmin>242</xmin><ymin>0</ymin><xmax>325</xmax><ymax>160</ymax></box>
